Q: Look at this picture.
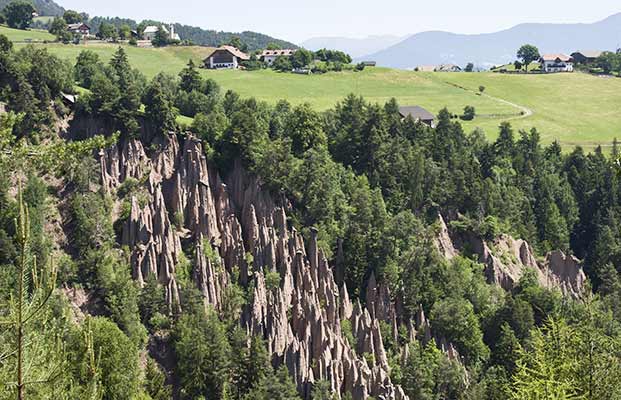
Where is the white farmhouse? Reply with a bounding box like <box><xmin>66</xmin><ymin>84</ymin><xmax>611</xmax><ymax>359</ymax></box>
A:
<box><xmin>204</xmin><ymin>46</ymin><xmax>250</xmax><ymax>69</ymax></box>
<box><xmin>539</xmin><ymin>54</ymin><xmax>574</xmax><ymax>73</ymax></box>
<box><xmin>260</xmin><ymin>49</ymin><xmax>296</xmax><ymax>65</ymax></box>
<box><xmin>143</xmin><ymin>24</ymin><xmax>180</xmax><ymax>41</ymax></box>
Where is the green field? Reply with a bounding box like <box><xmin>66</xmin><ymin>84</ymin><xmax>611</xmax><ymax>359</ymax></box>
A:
<box><xmin>2</xmin><ymin>24</ymin><xmax>620</xmax><ymax>148</ymax></box>
<box><xmin>0</xmin><ymin>25</ymin><xmax>54</xmax><ymax>42</ymax></box>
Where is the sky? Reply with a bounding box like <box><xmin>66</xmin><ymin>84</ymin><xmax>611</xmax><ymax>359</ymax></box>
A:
<box><xmin>58</xmin><ymin>0</ymin><xmax>621</xmax><ymax>44</ymax></box>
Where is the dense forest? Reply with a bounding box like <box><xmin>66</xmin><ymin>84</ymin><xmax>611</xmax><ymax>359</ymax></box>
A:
<box><xmin>0</xmin><ymin>0</ymin><xmax>64</xmax><ymax>16</ymax></box>
<box><xmin>2</xmin><ymin>35</ymin><xmax>621</xmax><ymax>400</ymax></box>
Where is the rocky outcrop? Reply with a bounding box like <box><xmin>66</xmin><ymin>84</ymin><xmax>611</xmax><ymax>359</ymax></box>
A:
<box><xmin>98</xmin><ymin>133</ymin><xmax>408</xmax><ymax>400</ymax></box>
<box><xmin>543</xmin><ymin>250</ymin><xmax>586</xmax><ymax>298</ymax></box>
<box><xmin>434</xmin><ymin>214</ymin><xmax>457</xmax><ymax>260</ymax></box>
<box><xmin>439</xmin><ymin>217</ymin><xmax>586</xmax><ymax>297</ymax></box>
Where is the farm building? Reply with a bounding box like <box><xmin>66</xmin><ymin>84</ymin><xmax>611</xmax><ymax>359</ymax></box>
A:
<box><xmin>398</xmin><ymin>106</ymin><xmax>436</xmax><ymax>127</ymax></box>
<box><xmin>143</xmin><ymin>24</ymin><xmax>180</xmax><ymax>41</ymax></box>
<box><xmin>204</xmin><ymin>46</ymin><xmax>250</xmax><ymax>69</ymax></box>
<box><xmin>415</xmin><ymin>65</ymin><xmax>436</xmax><ymax>72</ymax></box>
<box><xmin>261</xmin><ymin>49</ymin><xmax>296</xmax><ymax>65</ymax></box>
<box><xmin>360</xmin><ymin>61</ymin><xmax>377</xmax><ymax>67</ymax></box>
<box><xmin>67</xmin><ymin>23</ymin><xmax>90</xmax><ymax>37</ymax></box>
<box><xmin>539</xmin><ymin>54</ymin><xmax>574</xmax><ymax>72</ymax></box>
<box><xmin>435</xmin><ymin>64</ymin><xmax>462</xmax><ymax>72</ymax></box>
<box><xmin>570</xmin><ymin>50</ymin><xmax>603</xmax><ymax>64</ymax></box>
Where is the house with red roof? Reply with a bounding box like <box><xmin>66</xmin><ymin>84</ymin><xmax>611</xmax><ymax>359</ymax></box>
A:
<box><xmin>204</xmin><ymin>46</ymin><xmax>250</xmax><ymax>69</ymax></box>
<box><xmin>539</xmin><ymin>54</ymin><xmax>574</xmax><ymax>73</ymax></box>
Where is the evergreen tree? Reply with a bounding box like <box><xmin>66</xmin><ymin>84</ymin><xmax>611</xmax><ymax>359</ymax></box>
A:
<box><xmin>179</xmin><ymin>59</ymin><xmax>203</xmax><ymax>93</ymax></box>
<box><xmin>174</xmin><ymin>311</ymin><xmax>232</xmax><ymax>400</ymax></box>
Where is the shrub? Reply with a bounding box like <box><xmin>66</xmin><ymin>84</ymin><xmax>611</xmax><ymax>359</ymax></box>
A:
<box><xmin>265</xmin><ymin>269</ymin><xmax>281</xmax><ymax>291</ymax></box>
<box><xmin>462</xmin><ymin>105</ymin><xmax>476</xmax><ymax>121</ymax></box>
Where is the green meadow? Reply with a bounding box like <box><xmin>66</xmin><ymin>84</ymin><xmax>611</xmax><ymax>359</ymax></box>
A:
<box><xmin>2</xmin><ymin>24</ymin><xmax>620</xmax><ymax>148</ymax></box>
<box><xmin>0</xmin><ymin>25</ymin><xmax>54</xmax><ymax>42</ymax></box>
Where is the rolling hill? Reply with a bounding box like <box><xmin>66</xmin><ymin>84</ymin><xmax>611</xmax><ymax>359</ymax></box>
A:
<box><xmin>360</xmin><ymin>12</ymin><xmax>621</xmax><ymax>69</ymax></box>
<box><xmin>2</xmin><ymin>23</ymin><xmax>620</xmax><ymax>149</ymax></box>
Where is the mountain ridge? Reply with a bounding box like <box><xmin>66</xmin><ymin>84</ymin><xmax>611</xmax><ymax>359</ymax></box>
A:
<box><xmin>358</xmin><ymin>12</ymin><xmax>621</xmax><ymax>69</ymax></box>
<box><xmin>301</xmin><ymin>34</ymin><xmax>406</xmax><ymax>58</ymax></box>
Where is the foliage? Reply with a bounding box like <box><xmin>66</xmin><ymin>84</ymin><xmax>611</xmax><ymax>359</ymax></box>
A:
<box><xmin>2</xmin><ymin>1</ymin><xmax>35</xmax><ymax>29</ymax></box>
<box><xmin>173</xmin><ymin>311</ymin><xmax>231</xmax><ymax>399</ymax></box>
<box><xmin>151</xmin><ymin>25</ymin><xmax>169</xmax><ymax>47</ymax></box>
<box><xmin>462</xmin><ymin>105</ymin><xmax>476</xmax><ymax>120</ymax></box>
<box><xmin>63</xmin><ymin>10</ymin><xmax>82</xmax><ymax>24</ymax></box>
<box><xmin>144</xmin><ymin>358</ymin><xmax>172</xmax><ymax>400</ymax></box>
<box><xmin>48</xmin><ymin>16</ymin><xmax>67</xmax><ymax>38</ymax></box>
<box><xmin>66</xmin><ymin>317</ymin><xmax>141</xmax><ymax>400</ymax></box>
<box><xmin>0</xmin><ymin>184</ymin><xmax>60</xmax><ymax>399</ymax></box>
<box><xmin>517</xmin><ymin>44</ymin><xmax>540</xmax><ymax>72</ymax></box>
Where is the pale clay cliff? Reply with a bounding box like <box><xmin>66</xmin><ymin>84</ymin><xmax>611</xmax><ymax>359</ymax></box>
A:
<box><xmin>99</xmin><ymin>133</ymin><xmax>412</xmax><ymax>399</ymax></box>
<box><xmin>436</xmin><ymin>214</ymin><xmax>586</xmax><ymax>297</ymax></box>
<box><xmin>96</xmin><ymin>132</ymin><xmax>586</xmax><ymax>399</ymax></box>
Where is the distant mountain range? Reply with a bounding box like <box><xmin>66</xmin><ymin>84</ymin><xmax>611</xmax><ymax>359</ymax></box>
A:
<box><xmin>357</xmin><ymin>13</ymin><xmax>621</xmax><ymax>69</ymax></box>
<box><xmin>301</xmin><ymin>35</ymin><xmax>406</xmax><ymax>58</ymax></box>
<box><xmin>0</xmin><ymin>0</ymin><xmax>65</xmax><ymax>15</ymax></box>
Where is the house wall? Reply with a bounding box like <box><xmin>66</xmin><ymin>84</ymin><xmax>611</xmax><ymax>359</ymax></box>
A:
<box><xmin>208</xmin><ymin>51</ymin><xmax>239</xmax><ymax>69</ymax></box>
<box><xmin>543</xmin><ymin>61</ymin><xmax>574</xmax><ymax>72</ymax></box>
<box><xmin>144</xmin><ymin>32</ymin><xmax>157</xmax><ymax>41</ymax></box>
<box><xmin>264</xmin><ymin>55</ymin><xmax>277</xmax><ymax>65</ymax></box>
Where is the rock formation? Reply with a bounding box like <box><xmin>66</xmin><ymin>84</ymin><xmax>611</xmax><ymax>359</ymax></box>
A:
<box><xmin>98</xmin><ymin>133</ymin><xmax>410</xmax><ymax>400</ymax></box>
<box><xmin>438</xmin><ymin>214</ymin><xmax>587</xmax><ymax>297</ymax></box>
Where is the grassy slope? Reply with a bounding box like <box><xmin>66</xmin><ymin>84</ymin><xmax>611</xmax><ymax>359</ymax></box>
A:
<box><xmin>6</xmin><ymin>33</ymin><xmax>621</xmax><ymax>147</ymax></box>
<box><xmin>20</xmin><ymin>42</ymin><xmax>216</xmax><ymax>78</ymax></box>
<box><xmin>439</xmin><ymin>72</ymin><xmax>621</xmax><ymax>147</ymax></box>
<box><xmin>0</xmin><ymin>25</ymin><xmax>55</xmax><ymax>42</ymax></box>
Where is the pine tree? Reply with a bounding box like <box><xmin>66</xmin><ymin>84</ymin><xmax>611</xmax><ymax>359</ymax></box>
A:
<box><xmin>179</xmin><ymin>59</ymin><xmax>204</xmax><ymax>93</ymax></box>
<box><xmin>1</xmin><ymin>182</ymin><xmax>59</xmax><ymax>399</ymax></box>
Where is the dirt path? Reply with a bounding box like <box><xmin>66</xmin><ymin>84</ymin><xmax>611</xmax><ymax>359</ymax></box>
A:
<box><xmin>441</xmin><ymin>79</ymin><xmax>534</xmax><ymax>121</ymax></box>
<box><xmin>482</xmin><ymin>93</ymin><xmax>534</xmax><ymax>120</ymax></box>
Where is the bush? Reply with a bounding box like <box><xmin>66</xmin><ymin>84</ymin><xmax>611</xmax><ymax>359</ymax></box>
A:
<box><xmin>462</xmin><ymin>105</ymin><xmax>476</xmax><ymax>121</ymax></box>
<box><xmin>265</xmin><ymin>269</ymin><xmax>281</xmax><ymax>291</ymax></box>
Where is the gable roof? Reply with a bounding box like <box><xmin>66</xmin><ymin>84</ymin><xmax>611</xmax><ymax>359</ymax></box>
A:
<box><xmin>436</xmin><ymin>63</ymin><xmax>461</xmax><ymax>71</ymax></box>
<box><xmin>144</xmin><ymin>25</ymin><xmax>168</xmax><ymax>34</ymax></box>
<box><xmin>540</xmin><ymin>54</ymin><xmax>573</xmax><ymax>62</ymax></box>
<box><xmin>261</xmin><ymin>49</ymin><xmax>295</xmax><ymax>57</ymax></box>
<box><xmin>67</xmin><ymin>23</ymin><xmax>90</xmax><ymax>30</ymax></box>
<box><xmin>206</xmin><ymin>46</ymin><xmax>250</xmax><ymax>61</ymax></box>
<box><xmin>398</xmin><ymin>106</ymin><xmax>435</xmax><ymax>121</ymax></box>
<box><xmin>416</xmin><ymin>65</ymin><xmax>436</xmax><ymax>72</ymax></box>
<box><xmin>572</xmin><ymin>50</ymin><xmax>603</xmax><ymax>59</ymax></box>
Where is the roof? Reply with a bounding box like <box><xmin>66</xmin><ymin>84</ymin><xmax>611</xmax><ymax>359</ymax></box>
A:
<box><xmin>61</xmin><ymin>92</ymin><xmax>77</xmax><ymax>104</ymax></box>
<box><xmin>572</xmin><ymin>50</ymin><xmax>603</xmax><ymax>59</ymax></box>
<box><xmin>416</xmin><ymin>65</ymin><xmax>436</xmax><ymax>72</ymax></box>
<box><xmin>540</xmin><ymin>54</ymin><xmax>573</xmax><ymax>62</ymax></box>
<box><xmin>67</xmin><ymin>23</ymin><xmax>89</xmax><ymax>30</ymax></box>
<box><xmin>144</xmin><ymin>25</ymin><xmax>168</xmax><ymax>34</ymax></box>
<box><xmin>207</xmin><ymin>46</ymin><xmax>250</xmax><ymax>61</ymax></box>
<box><xmin>435</xmin><ymin>64</ymin><xmax>462</xmax><ymax>71</ymax></box>
<box><xmin>398</xmin><ymin>106</ymin><xmax>435</xmax><ymax>121</ymax></box>
<box><xmin>261</xmin><ymin>49</ymin><xmax>295</xmax><ymax>57</ymax></box>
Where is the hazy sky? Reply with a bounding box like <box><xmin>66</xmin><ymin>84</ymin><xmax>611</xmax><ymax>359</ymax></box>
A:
<box><xmin>58</xmin><ymin>0</ymin><xmax>620</xmax><ymax>43</ymax></box>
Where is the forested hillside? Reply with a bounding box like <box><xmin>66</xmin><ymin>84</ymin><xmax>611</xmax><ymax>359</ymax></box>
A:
<box><xmin>83</xmin><ymin>17</ymin><xmax>297</xmax><ymax>51</ymax></box>
<box><xmin>2</xmin><ymin>37</ymin><xmax>621</xmax><ymax>400</ymax></box>
<box><xmin>0</xmin><ymin>0</ymin><xmax>64</xmax><ymax>16</ymax></box>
